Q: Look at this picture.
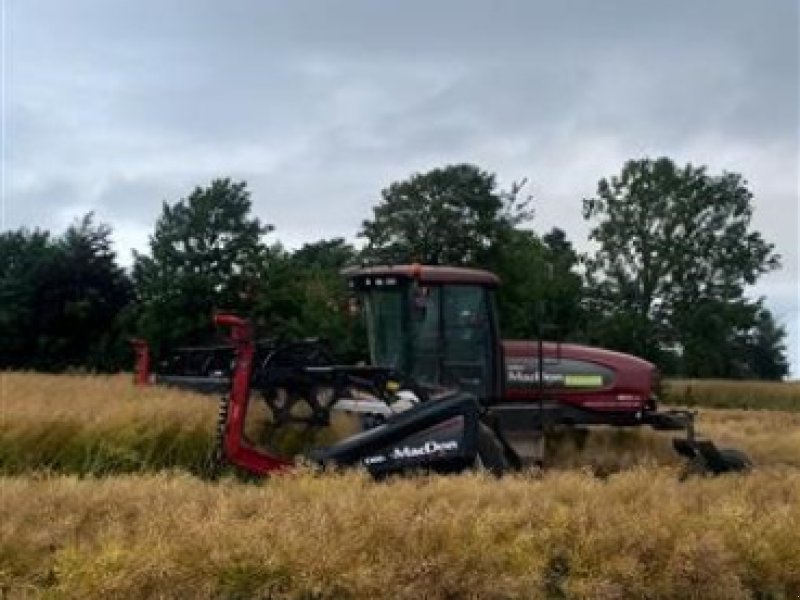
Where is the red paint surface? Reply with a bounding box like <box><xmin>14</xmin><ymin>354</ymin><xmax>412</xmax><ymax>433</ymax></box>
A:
<box><xmin>131</xmin><ymin>339</ymin><xmax>151</xmax><ymax>386</ymax></box>
<box><xmin>214</xmin><ymin>313</ymin><xmax>293</xmax><ymax>474</ymax></box>
<box><xmin>501</xmin><ymin>340</ymin><xmax>656</xmax><ymax>412</ymax></box>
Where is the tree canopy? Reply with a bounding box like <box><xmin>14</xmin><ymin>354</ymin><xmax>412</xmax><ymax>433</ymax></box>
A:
<box><xmin>360</xmin><ymin>164</ymin><xmax>533</xmax><ymax>266</ymax></box>
<box><xmin>0</xmin><ymin>159</ymin><xmax>789</xmax><ymax>379</ymax></box>
<box><xmin>132</xmin><ymin>178</ymin><xmax>271</xmax><ymax>353</ymax></box>
<box><xmin>582</xmin><ymin>157</ymin><xmax>784</xmax><ymax>377</ymax></box>
<box><xmin>0</xmin><ymin>215</ymin><xmax>133</xmax><ymax>371</ymax></box>
<box><xmin>251</xmin><ymin>239</ymin><xmax>365</xmax><ymax>361</ymax></box>
<box><xmin>489</xmin><ymin>227</ymin><xmax>583</xmax><ymax>341</ymax></box>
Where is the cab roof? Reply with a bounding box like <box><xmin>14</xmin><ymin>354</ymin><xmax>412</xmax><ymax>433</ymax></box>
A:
<box><xmin>343</xmin><ymin>264</ymin><xmax>500</xmax><ymax>287</ymax></box>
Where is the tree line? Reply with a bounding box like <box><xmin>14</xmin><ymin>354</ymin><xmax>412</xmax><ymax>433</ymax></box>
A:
<box><xmin>0</xmin><ymin>158</ymin><xmax>789</xmax><ymax>379</ymax></box>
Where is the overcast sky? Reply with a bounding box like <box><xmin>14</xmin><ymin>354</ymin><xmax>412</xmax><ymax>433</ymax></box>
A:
<box><xmin>3</xmin><ymin>0</ymin><xmax>799</xmax><ymax>374</ymax></box>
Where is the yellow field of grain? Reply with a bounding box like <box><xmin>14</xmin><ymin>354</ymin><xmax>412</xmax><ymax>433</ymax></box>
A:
<box><xmin>3</xmin><ymin>373</ymin><xmax>799</xmax><ymax>475</ymax></box>
<box><xmin>2</xmin><ymin>372</ymin><xmax>800</xmax><ymax>599</ymax></box>
<box><xmin>664</xmin><ymin>378</ymin><xmax>800</xmax><ymax>412</ymax></box>
<box><xmin>0</xmin><ymin>373</ymin><xmax>218</xmax><ymax>475</ymax></box>
<box><xmin>4</xmin><ymin>469</ymin><xmax>800</xmax><ymax>599</ymax></box>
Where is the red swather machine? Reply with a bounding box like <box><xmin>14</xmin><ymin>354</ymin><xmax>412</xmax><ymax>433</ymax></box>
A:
<box><xmin>134</xmin><ymin>264</ymin><xmax>750</xmax><ymax>477</ymax></box>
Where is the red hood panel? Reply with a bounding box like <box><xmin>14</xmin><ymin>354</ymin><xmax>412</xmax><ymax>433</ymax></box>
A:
<box><xmin>501</xmin><ymin>340</ymin><xmax>656</xmax><ymax>411</ymax></box>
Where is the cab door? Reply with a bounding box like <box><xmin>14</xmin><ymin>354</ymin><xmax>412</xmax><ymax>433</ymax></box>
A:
<box><xmin>439</xmin><ymin>285</ymin><xmax>495</xmax><ymax>399</ymax></box>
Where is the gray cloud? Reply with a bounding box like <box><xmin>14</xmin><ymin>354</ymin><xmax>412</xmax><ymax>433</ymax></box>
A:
<box><xmin>5</xmin><ymin>0</ymin><xmax>798</xmax><ymax>372</ymax></box>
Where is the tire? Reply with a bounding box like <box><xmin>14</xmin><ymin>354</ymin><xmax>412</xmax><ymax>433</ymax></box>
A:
<box><xmin>716</xmin><ymin>447</ymin><xmax>752</xmax><ymax>473</ymax></box>
<box><xmin>475</xmin><ymin>423</ymin><xmax>509</xmax><ymax>476</ymax></box>
<box><xmin>681</xmin><ymin>446</ymin><xmax>752</xmax><ymax>478</ymax></box>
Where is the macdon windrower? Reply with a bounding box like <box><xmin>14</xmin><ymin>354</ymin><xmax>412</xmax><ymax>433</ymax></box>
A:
<box><xmin>133</xmin><ymin>264</ymin><xmax>751</xmax><ymax>477</ymax></box>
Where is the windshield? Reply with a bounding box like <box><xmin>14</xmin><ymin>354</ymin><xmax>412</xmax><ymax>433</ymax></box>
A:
<box><xmin>362</xmin><ymin>283</ymin><xmax>494</xmax><ymax>398</ymax></box>
<box><xmin>363</xmin><ymin>289</ymin><xmax>406</xmax><ymax>370</ymax></box>
<box><xmin>439</xmin><ymin>285</ymin><xmax>492</xmax><ymax>396</ymax></box>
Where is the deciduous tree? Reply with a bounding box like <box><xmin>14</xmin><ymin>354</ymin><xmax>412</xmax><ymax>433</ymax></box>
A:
<box><xmin>133</xmin><ymin>179</ymin><xmax>271</xmax><ymax>353</ymax></box>
<box><xmin>0</xmin><ymin>215</ymin><xmax>133</xmax><ymax>370</ymax></box>
<box><xmin>583</xmin><ymin>157</ymin><xmax>783</xmax><ymax>376</ymax></box>
<box><xmin>360</xmin><ymin>164</ymin><xmax>532</xmax><ymax>266</ymax></box>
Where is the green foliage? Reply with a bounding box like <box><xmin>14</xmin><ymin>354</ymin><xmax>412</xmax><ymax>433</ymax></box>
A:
<box><xmin>0</xmin><ymin>229</ymin><xmax>56</xmax><ymax>366</ymax></box>
<box><xmin>132</xmin><ymin>179</ymin><xmax>271</xmax><ymax>354</ymax></box>
<box><xmin>674</xmin><ymin>299</ymin><xmax>788</xmax><ymax>380</ymax></box>
<box><xmin>292</xmin><ymin>237</ymin><xmax>358</xmax><ymax>271</ymax></box>
<box><xmin>131</xmin><ymin>180</ymin><xmax>365</xmax><ymax>362</ymax></box>
<box><xmin>489</xmin><ymin>227</ymin><xmax>583</xmax><ymax>340</ymax></box>
<box><xmin>253</xmin><ymin>239</ymin><xmax>366</xmax><ymax>361</ymax></box>
<box><xmin>359</xmin><ymin>164</ymin><xmax>532</xmax><ymax>266</ymax></box>
<box><xmin>743</xmin><ymin>305</ymin><xmax>790</xmax><ymax>379</ymax></box>
<box><xmin>1</xmin><ymin>159</ymin><xmax>788</xmax><ymax>380</ymax></box>
<box><xmin>583</xmin><ymin>157</ymin><xmax>785</xmax><ymax>377</ymax></box>
<box><xmin>0</xmin><ymin>215</ymin><xmax>133</xmax><ymax>371</ymax></box>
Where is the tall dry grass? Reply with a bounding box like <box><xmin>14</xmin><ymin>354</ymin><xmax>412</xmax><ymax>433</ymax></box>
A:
<box><xmin>2</xmin><ymin>373</ymin><xmax>800</xmax><ymax>475</ymax></box>
<box><xmin>0</xmin><ymin>373</ymin><xmax>217</xmax><ymax>475</ymax></box>
<box><xmin>547</xmin><ymin>408</ymin><xmax>800</xmax><ymax>473</ymax></box>
<box><xmin>664</xmin><ymin>378</ymin><xmax>800</xmax><ymax>412</ymax></box>
<box><xmin>2</xmin><ymin>468</ymin><xmax>800</xmax><ymax>599</ymax></box>
<box><xmin>3</xmin><ymin>373</ymin><xmax>800</xmax><ymax>598</ymax></box>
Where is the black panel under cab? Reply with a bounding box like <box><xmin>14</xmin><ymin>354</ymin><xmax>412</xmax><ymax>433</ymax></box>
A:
<box><xmin>309</xmin><ymin>393</ymin><xmax>480</xmax><ymax>476</ymax></box>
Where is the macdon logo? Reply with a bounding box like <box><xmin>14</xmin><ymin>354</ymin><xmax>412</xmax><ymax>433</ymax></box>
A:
<box><xmin>362</xmin><ymin>440</ymin><xmax>459</xmax><ymax>465</ymax></box>
<box><xmin>507</xmin><ymin>369</ymin><xmax>564</xmax><ymax>384</ymax></box>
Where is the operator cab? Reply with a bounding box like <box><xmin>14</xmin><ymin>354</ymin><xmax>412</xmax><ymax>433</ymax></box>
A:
<box><xmin>345</xmin><ymin>265</ymin><xmax>502</xmax><ymax>400</ymax></box>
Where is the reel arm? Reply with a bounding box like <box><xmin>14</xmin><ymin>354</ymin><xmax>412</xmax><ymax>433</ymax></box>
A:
<box><xmin>212</xmin><ymin>313</ymin><xmax>415</xmax><ymax>475</ymax></box>
<box><xmin>213</xmin><ymin>313</ymin><xmax>293</xmax><ymax>475</ymax></box>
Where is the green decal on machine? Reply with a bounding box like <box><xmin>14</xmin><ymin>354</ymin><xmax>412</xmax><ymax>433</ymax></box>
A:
<box><xmin>564</xmin><ymin>374</ymin><xmax>604</xmax><ymax>387</ymax></box>
<box><xmin>505</xmin><ymin>358</ymin><xmax>613</xmax><ymax>390</ymax></box>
